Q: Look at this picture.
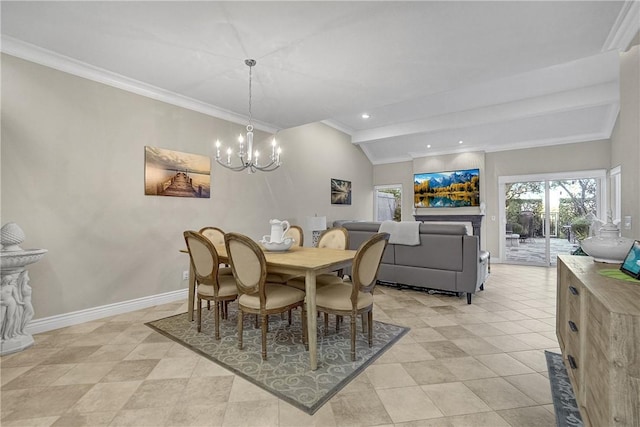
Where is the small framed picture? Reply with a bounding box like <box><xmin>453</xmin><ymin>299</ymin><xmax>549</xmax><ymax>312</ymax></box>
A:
<box><xmin>331</xmin><ymin>179</ymin><xmax>351</xmax><ymax>205</ymax></box>
<box><xmin>620</xmin><ymin>240</ymin><xmax>640</xmax><ymax>279</ymax></box>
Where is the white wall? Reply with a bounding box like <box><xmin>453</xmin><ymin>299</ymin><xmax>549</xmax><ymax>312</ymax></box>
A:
<box><xmin>1</xmin><ymin>54</ymin><xmax>373</xmax><ymax>319</ymax></box>
<box><xmin>610</xmin><ymin>46</ymin><xmax>640</xmax><ymax>239</ymax></box>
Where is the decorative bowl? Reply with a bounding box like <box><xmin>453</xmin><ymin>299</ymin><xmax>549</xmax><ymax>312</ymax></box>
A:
<box><xmin>259</xmin><ymin>237</ymin><xmax>294</xmax><ymax>252</ymax></box>
<box><xmin>580</xmin><ymin>236</ymin><xmax>634</xmax><ymax>263</ymax></box>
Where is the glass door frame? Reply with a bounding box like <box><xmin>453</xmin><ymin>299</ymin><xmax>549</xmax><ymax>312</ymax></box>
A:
<box><xmin>374</xmin><ymin>184</ymin><xmax>403</xmax><ymax>222</ymax></box>
<box><xmin>498</xmin><ymin>169</ymin><xmax>607</xmax><ymax>266</ymax></box>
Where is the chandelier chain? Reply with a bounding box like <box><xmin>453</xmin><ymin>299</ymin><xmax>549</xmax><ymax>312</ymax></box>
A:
<box><xmin>248</xmin><ymin>61</ymin><xmax>252</xmax><ymax>128</ymax></box>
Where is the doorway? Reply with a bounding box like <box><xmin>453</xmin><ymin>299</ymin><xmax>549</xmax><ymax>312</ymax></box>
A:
<box><xmin>374</xmin><ymin>185</ymin><xmax>402</xmax><ymax>222</ymax></box>
<box><xmin>499</xmin><ymin>170</ymin><xmax>606</xmax><ymax>266</ymax></box>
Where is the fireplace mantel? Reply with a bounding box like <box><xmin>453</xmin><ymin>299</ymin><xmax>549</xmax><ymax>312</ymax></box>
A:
<box><xmin>413</xmin><ymin>213</ymin><xmax>484</xmax><ymax>245</ymax></box>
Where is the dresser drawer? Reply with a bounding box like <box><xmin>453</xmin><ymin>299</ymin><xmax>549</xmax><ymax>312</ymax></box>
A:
<box><xmin>585</xmin><ymin>294</ymin><xmax>610</xmax><ymax>357</ymax></box>
<box><xmin>584</xmin><ymin>342</ymin><xmax>610</xmax><ymax>426</ymax></box>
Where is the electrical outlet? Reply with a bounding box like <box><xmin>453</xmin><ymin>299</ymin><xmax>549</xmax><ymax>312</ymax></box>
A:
<box><xmin>182</xmin><ymin>270</ymin><xmax>189</xmax><ymax>281</ymax></box>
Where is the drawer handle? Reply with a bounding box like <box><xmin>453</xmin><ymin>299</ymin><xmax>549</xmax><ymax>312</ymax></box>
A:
<box><xmin>568</xmin><ymin>355</ymin><xmax>578</xmax><ymax>370</ymax></box>
<box><xmin>569</xmin><ymin>286</ymin><xmax>579</xmax><ymax>296</ymax></box>
<box><xmin>568</xmin><ymin>320</ymin><xmax>578</xmax><ymax>332</ymax></box>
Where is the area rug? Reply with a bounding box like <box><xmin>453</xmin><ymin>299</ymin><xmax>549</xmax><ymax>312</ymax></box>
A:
<box><xmin>146</xmin><ymin>307</ymin><xmax>408</xmax><ymax>414</ymax></box>
<box><xmin>545</xmin><ymin>351</ymin><xmax>584</xmax><ymax>427</ymax></box>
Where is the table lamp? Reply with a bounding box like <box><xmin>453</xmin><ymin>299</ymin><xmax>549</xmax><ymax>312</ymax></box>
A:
<box><xmin>306</xmin><ymin>215</ymin><xmax>327</xmax><ymax>247</ymax></box>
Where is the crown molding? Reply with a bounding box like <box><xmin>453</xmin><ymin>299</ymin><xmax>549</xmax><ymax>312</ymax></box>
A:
<box><xmin>603</xmin><ymin>0</ymin><xmax>640</xmax><ymax>51</ymax></box>
<box><xmin>0</xmin><ymin>36</ymin><xmax>279</xmax><ymax>134</ymax></box>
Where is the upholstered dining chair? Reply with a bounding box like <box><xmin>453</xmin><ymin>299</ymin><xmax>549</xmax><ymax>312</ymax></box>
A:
<box><xmin>224</xmin><ymin>232</ymin><xmax>307</xmax><ymax>360</ymax></box>
<box><xmin>314</xmin><ymin>232</ymin><xmax>389</xmax><ymax>361</ymax></box>
<box><xmin>285</xmin><ymin>225</ymin><xmax>304</xmax><ymax>247</ymax></box>
<box><xmin>199</xmin><ymin>226</ymin><xmax>232</xmax><ymax>276</ymax></box>
<box><xmin>286</xmin><ymin>226</ymin><xmax>350</xmax><ymax>290</ymax></box>
<box><xmin>183</xmin><ymin>230</ymin><xmax>238</xmax><ymax>340</ymax></box>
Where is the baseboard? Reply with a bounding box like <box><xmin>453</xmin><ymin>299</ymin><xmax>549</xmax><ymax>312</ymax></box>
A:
<box><xmin>26</xmin><ymin>289</ymin><xmax>188</xmax><ymax>335</ymax></box>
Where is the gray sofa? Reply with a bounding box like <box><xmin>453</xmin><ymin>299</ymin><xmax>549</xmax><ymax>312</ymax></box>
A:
<box><xmin>337</xmin><ymin>221</ymin><xmax>490</xmax><ymax>304</ymax></box>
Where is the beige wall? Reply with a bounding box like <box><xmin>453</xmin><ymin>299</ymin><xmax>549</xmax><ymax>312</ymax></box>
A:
<box><xmin>610</xmin><ymin>46</ymin><xmax>640</xmax><ymax>239</ymax></box>
<box><xmin>1</xmin><ymin>55</ymin><xmax>372</xmax><ymax>319</ymax></box>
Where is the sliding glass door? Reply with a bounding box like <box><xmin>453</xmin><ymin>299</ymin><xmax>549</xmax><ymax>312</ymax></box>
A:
<box><xmin>499</xmin><ymin>171</ymin><xmax>606</xmax><ymax>266</ymax></box>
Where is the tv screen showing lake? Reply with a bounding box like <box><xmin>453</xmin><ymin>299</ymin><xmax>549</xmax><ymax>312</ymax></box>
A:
<box><xmin>414</xmin><ymin>169</ymin><xmax>479</xmax><ymax>208</ymax></box>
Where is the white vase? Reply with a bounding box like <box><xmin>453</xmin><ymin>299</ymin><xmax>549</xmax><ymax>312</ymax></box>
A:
<box><xmin>580</xmin><ymin>218</ymin><xmax>634</xmax><ymax>263</ymax></box>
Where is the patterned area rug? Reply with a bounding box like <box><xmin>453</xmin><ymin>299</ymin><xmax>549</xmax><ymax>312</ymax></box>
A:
<box><xmin>545</xmin><ymin>351</ymin><xmax>584</xmax><ymax>427</ymax></box>
<box><xmin>146</xmin><ymin>306</ymin><xmax>408</xmax><ymax>414</ymax></box>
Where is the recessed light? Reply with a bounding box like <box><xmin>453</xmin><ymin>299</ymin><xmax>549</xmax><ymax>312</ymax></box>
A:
<box><xmin>361</xmin><ymin>113</ymin><xmax>370</xmax><ymax>119</ymax></box>
<box><xmin>458</xmin><ymin>140</ymin><xmax>464</xmax><ymax>144</ymax></box>
<box><xmin>427</xmin><ymin>144</ymin><xmax>431</xmax><ymax>148</ymax></box>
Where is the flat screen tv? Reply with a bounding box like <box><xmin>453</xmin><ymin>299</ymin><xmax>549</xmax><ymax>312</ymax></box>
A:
<box><xmin>414</xmin><ymin>168</ymin><xmax>480</xmax><ymax>208</ymax></box>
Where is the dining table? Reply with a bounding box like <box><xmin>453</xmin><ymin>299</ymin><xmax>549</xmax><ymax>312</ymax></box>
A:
<box><xmin>183</xmin><ymin>244</ymin><xmax>356</xmax><ymax>371</ymax></box>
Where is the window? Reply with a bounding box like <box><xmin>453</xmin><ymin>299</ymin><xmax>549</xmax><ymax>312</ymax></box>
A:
<box><xmin>374</xmin><ymin>185</ymin><xmax>402</xmax><ymax>222</ymax></box>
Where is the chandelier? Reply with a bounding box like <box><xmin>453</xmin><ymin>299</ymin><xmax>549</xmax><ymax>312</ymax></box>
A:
<box><xmin>215</xmin><ymin>59</ymin><xmax>282</xmax><ymax>173</ymax></box>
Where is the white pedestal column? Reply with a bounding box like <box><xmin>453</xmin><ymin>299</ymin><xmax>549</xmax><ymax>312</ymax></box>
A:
<box><xmin>0</xmin><ymin>223</ymin><xmax>47</xmax><ymax>356</ymax></box>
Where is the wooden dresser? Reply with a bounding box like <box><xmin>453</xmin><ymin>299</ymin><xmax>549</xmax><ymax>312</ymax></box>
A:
<box><xmin>556</xmin><ymin>255</ymin><xmax>640</xmax><ymax>427</ymax></box>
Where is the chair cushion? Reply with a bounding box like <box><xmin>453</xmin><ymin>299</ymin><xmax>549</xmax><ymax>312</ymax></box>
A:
<box><xmin>219</xmin><ymin>266</ymin><xmax>233</xmax><ymax>276</ymax></box>
<box><xmin>238</xmin><ymin>283</ymin><xmax>305</xmax><ymax>310</ymax></box>
<box><xmin>315</xmin><ymin>283</ymin><xmax>373</xmax><ymax>311</ymax></box>
<box><xmin>197</xmin><ymin>275</ymin><xmax>238</xmax><ymax>298</ymax></box>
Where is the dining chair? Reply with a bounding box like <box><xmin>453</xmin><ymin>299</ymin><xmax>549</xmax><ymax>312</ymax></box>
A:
<box><xmin>199</xmin><ymin>226</ymin><xmax>233</xmax><ymax>276</ymax></box>
<box><xmin>286</xmin><ymin>226</ymin><xmax>350</xmax><ymax>290</ymax></box>
<box><xmin>285</xmin><ymin>225</ymin><xmax>304</xmax><ymax>247</ymax></box>
<box><xmin>224</xmin><ymin>232</ymin><xmax>307</xmax><ymax>360</ymax></box>
<box><xmin>183</xmin><ymin>230</ymin><xmax>238</xmax><ymax>340</ymax></box>
<box><xmin>314</xmin><ymin>232</ymin><xmax>389</xmax><ymax>361</ymax></box>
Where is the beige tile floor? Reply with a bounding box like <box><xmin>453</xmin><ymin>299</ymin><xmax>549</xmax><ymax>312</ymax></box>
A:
<box><xmin>1</xmin><ymin>264</ymin><xmax>560</xmax><ymax>426</ymax></box>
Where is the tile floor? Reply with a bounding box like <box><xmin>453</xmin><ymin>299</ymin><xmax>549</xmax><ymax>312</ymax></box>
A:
<box><xmin>1</xmin><ymin>264</ymin><xmax>560</xmax><ymax>426</ymax></box>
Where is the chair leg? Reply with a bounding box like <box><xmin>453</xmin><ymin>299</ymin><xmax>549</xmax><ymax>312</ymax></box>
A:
<box><xmin>361</xmin><ymin>313</ymin><xmax>366</xmax><ymax>333</ymax></box>
<box><xmin>214</xmin><ymin>300</ymin><xmax>220</xmax><ymax>340</ymax></box>
<box><xmin>301</xmin><ymin>305</ymin><xmax>308</xmax><ymax>349</ymax></box>
<box><xmin>324</xmin><ymin>313</ymin><xmax>329</xmax><ymax>336</ymax></box>
<box><xmin>350</xmin><ymin>315</ymin><xmax>357</xmax><ymax>361</ymax></box>
<box><xmin>237</xmin><ymin>311</ymin><xmax>244</xmax><ymax>350</ymax></box>
<box><xmin>207</xmin><ymin>301</ymin><xmax>211</xmax><ymax>311</ymax></box>
<box><xmin>288</xmin><ymin>309</ymin><xmax>292</xmax><ymax>326</ymax></box>
<box><xmin>368</xmin><ymin>311</ymin><xmax>373</xmax><ymax>348</ymax></box>
<box><xmin>261</xmin><ymin>314</ymin><xmax>268</xmax><ymax>360</ymax></box>
<box><xmin>197</xmin><ymin>297</ymin><xmax>202</xmax><ymax>333</ymax></box>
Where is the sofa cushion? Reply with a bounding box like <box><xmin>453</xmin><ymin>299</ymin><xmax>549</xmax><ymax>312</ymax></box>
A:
<box><xmin>395</xmin><ymin>234</ymin><xmax>463</xmax><ymax>271</ymax></box>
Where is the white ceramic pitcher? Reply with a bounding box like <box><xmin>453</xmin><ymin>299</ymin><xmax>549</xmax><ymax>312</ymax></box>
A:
<box><xmin>269</xmin><ymin>219</ymin><xmax>290</xmax><ymax>243</ymax></box>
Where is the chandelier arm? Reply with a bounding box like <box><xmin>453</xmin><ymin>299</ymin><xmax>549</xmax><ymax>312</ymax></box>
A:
<box><xmin>215</xmin><ymin>158</ymin><xmax>250</xmax><ymax>172</ymax></box>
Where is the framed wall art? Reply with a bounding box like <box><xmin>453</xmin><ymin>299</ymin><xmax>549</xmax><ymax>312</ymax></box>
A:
<box><xmin>331</xmin><ymin>178</ymin><xmax>352</xmax><ymax>205</ymax></box>
<box><xmin>144</xmin><ymin>146</ymin><xmax>211</xmax><ymax>198</ymax></box>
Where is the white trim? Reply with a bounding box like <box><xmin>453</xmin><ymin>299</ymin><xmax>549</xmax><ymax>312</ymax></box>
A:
<box><xmin>498</xmin><ymin>170</ymin><xmax>608</xmax><ymax>265</ymax></box>
<box><xmin>498</xmin><ymin>169</ymin><xmax>607</xmax><ymax>186</ymax></box>
<box><xmin>25</xmin><ymin>289</ymin><xmax>188</xmax><ymax>335</ymax></box>
<box><xmin>0</xmin><ymin>36</ymin><xmax>279</xmax><ymax>134</ymax></box>
<box><xmin>603</xmin><ymin>1</ymin><xmax>640</xmax><ymax>52</ymax></box>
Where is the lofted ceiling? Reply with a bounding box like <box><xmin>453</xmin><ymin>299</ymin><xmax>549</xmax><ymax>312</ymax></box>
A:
<box><xmin>2</xmin><ymin>1</ymin><xmax>639</xmax><ymax>164</ymax></box>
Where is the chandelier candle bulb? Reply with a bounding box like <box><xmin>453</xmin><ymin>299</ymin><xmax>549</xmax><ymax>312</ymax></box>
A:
<box><xmin>215</xmin><ymin>140</ymin><xmax>221</xmax><ymax>158</ymax></box>
<box><xmin>226</xmin><ymin>148</ymin><xmax>232</xmax><ymax>165</ymax></box>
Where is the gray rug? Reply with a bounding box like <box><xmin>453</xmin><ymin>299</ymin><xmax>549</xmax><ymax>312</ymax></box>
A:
<box><xmin>545</xmin><ymin>351</ymin><xmax>583</xmax><ymax>427</ymax></box>
<box><xmin>146</xmin><ymin>305</ymin><xmax>408</xmax><ymax>414</ymax></box>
